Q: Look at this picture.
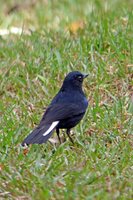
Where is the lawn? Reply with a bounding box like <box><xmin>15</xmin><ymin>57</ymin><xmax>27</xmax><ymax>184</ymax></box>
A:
<box><xmin>0</xmin><ymin>0</ymin><xmax>133</xmax><ymax>199</ymax></box>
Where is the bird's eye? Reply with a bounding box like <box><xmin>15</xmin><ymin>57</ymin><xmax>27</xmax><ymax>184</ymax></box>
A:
<box><xmin>77</xmin><ymin>75</ymin><xmax>82</xmax><ymax>80</ymax></box>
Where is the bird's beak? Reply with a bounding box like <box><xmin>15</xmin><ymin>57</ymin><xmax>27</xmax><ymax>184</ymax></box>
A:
<box><xmin>83</xmin><ymin>74</ymin><xmax>89</xmax><ymax>79</ymax></box>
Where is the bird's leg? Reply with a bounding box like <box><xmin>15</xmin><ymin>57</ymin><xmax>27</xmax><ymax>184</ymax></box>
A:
<box><xmin>62</xmin><ymin>131</ymin><xmax>66</xmax><ymax>142</ymax></box>
<box><xmin>66</xmin><ymin>129</ymin><xmax>74</xmax><ymax>144</ymax></box>
<box><xmin>56</xmin><ymin>128</ymin><xmax>61</xmax><ymax>144</ymax></box>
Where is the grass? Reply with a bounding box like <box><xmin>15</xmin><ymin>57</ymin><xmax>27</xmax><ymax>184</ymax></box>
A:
<box><xmin>0</xmin><ymin>0</ymin><xmax>133</xmax><ymax>199</ymax></box>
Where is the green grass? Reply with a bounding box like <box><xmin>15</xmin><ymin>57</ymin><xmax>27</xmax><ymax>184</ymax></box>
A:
<box><xmin>0</xmin><ymin>0</ymin><xmax>133</xmax><ymax>199</ymax></box>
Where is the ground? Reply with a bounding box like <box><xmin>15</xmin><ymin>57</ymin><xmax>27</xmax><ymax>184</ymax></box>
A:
<box><xmin>0</xmin><ymin>0</ymin><xmax>133</xmax><ymax>199</ymax></box>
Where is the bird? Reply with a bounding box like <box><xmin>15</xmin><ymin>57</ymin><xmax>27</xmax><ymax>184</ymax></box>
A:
<box><xmin>21</xmin><ymin>71</ymin><xmax>88</xmax><ymax>146</ymax></box>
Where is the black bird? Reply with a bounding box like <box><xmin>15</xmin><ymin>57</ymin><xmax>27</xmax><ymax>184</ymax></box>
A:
<box><xmin>22</xmin><ymin>71</ymin><xmax>88</xmax><ymax>145</ymax></box>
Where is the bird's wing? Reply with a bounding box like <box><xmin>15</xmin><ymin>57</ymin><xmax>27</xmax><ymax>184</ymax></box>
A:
<box><xmin>40</xmin><ymin>103</ymin><xmax>86</xmax><ymax>125</ymax></box>
<box><xmin>21</xmin><ymin>103</ymin><xmax>86</xmax><ymax>145</ymax></box>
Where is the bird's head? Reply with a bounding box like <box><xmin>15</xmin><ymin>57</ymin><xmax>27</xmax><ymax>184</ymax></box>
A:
<box><xmin>62</xmin><ymin>71</ymin><xmax>88</xmax><ymax>91</ymax></box>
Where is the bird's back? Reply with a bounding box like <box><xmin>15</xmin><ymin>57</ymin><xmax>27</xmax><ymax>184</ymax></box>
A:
<box><xmin>51</xmin><ymin>88</ymin><xmax>88</xmax><ymax>108</ymax></box>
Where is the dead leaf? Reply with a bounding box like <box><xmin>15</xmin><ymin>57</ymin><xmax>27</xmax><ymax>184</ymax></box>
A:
<box><xmin>68</xmin><ymin>20</ymin><xmax>85</xmax><ymax>34</ymax></box>
<box><xmin>56</xmin><ymin>181</ymin><xmax>65</xmax><ymax>188</ymax></box>
<box><xmin>86</xmin><ymin>128</ymin><xmax>95</xmax><ymax>136</ymax></box>
<box><xmin>121</xmin><ymin>17</ymin><xmax>128</xmax><ymax>26</ymax></box>
<box><xmin>105</xmin><ymin>142</ymin><xmax>112</xmax><ymax>148</ymax></box>
<box><xmin>49</xmin><ymin>138</ymin><xmax>59</xmax><ymax>144</ymax></box>
<box><xmin>0</xmin><ymin>164</ymin><xmax>4</xmax><ymax>171</ymax></box>
<box><xmin>105</xmin><ymin>176</ymin><xmax>112</xmax><ymax>192</ymax></box>
<box><xmin>23</xmin><ymin>148</ymin><xmax>29</xmax><ymax>156</ymax></box>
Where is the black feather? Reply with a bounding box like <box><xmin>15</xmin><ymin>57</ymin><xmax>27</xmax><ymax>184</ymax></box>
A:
<box><xmin>21</xmin><ymin>71</ymin><xmax>88</xmax><ymax>145</ymax></box>
<box><xmin>21</xmin><ymin>124</ymin><xmax>55</xmax><ymax>145</ymax></box>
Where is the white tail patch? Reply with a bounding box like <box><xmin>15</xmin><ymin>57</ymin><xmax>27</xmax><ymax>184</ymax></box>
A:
<box><xmin>43</xmin><ymin>121</ymin><xmax>59</xmax><ymax>136</ymax></box>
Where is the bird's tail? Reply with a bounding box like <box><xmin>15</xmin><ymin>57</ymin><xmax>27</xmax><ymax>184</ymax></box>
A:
<box><xmin>21</xmin><ymin>121</ymin><xmax>59</xmax><ymax>145</ymax></box>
